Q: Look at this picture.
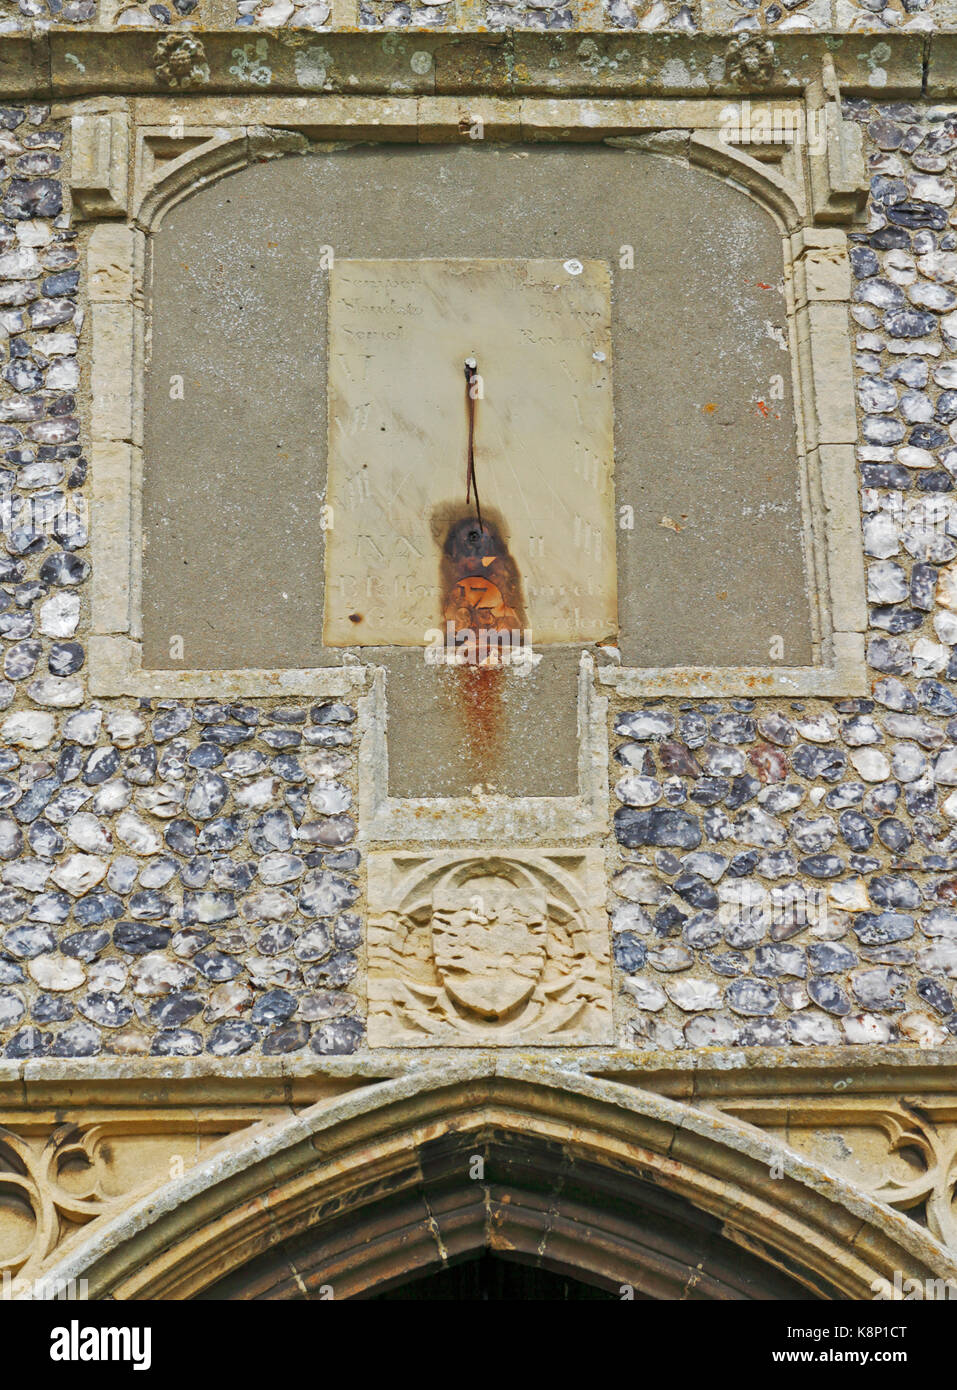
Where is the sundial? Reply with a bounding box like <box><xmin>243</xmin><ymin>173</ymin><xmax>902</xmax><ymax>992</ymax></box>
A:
<box><xmin>322</xmin><ymin>258</ymin><xmax>618</xmax><ymax>654</ymax></box>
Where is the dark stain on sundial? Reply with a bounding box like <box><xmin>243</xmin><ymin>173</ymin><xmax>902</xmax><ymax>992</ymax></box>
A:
<box><xmin>432</xmin><ymin>505</ymin><xmax>528</xmax><ymax>778</ymax></box>
<box><xmin>438</xmin><ymin>510</ymin><xmax>526</xmax><ymax>649</ymax></box>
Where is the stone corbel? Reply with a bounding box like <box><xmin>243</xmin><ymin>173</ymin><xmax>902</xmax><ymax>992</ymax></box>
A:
<box><xmin>805</xmin><ymin>57</ymin><xmax>868</xmax><ymax>226</ymax></box>
<box><xmin>69</xmin><ymin>106</ymin><xmax>130</xmax><ymax>220</ymax></box>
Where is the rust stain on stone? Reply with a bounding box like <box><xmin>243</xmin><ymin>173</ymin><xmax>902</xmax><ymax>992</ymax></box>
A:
<box><xmin>430</xmin><ymin>507</ymin><xmax>529</xmax><ymax>782</ymax></box>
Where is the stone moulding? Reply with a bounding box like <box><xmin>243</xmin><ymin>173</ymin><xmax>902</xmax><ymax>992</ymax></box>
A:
<box><xmin>80</xmin><ymin>93</ymin><xmax>867</xmax><ymax>701</ymax></box>
<box><xmin>8</xmin><ymin>1060</ymin><xmax>956</xmax><ymax>1300</ymax></box>
<box><xmin>1</xmin><ymin>33</ymin><xmax>937</xmax><ymax>101</ymax></box>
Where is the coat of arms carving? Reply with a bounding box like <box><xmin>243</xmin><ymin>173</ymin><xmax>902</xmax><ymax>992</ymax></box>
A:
<box><xmin>367</xmin><ymin>850</ymin><xmax>612</xmax><ymax>1046</ymax></box>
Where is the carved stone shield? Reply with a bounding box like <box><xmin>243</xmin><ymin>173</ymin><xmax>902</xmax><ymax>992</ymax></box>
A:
<box><xmin>431</xmin><ymin>876</ymin><xmax>548</xmax><ymax>1019</ymax></box>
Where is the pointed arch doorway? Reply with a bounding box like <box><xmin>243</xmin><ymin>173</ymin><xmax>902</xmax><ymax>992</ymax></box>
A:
<box><xmin>37</xmin><ymin>1063</ymin><xmax>955</xmax><ymax>1302</ymax></box>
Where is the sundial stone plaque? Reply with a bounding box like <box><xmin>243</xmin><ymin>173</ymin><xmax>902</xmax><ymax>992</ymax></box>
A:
<box><xmin>323</xmin><ymin>257</ymin><xmax>617</xmax><ymax>650</ymax></box>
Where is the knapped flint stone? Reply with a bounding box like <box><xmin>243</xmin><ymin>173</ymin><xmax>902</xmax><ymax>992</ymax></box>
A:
<box><xmin>652</xmin><ymin>902</ymin><xmax>687</xmax><ymax>937</ymax></box>
<box><xmin>77</xmin><ymin>992</ymin><xmax>133</xmax><ymax>1028</ymax></box>
<box><xmin>74</xmin><ymin>892</ymin><xmax>123</xmax><ymax>925</ymax></box>
<box><xmin>3</xmin><ymin>925</ymin><xmax>55</xmax><ymax>958</ymax></box>
<box><xmin>58</xmin><ymin>930</ymin><xmax>109</xmax><ymax>965</ymax></box>
<box><xmin>918</xmin><ymin>679</ymin><xmax>957</xmax><ymax>716</ymax></box>
<box><xmin>916</xmin><ymin>976</ymin><xmax>955</xmax><ymax>1016</ymax></box>
<box><xmin>303</xmin><ymin>950</ymin><xmax>357</xmax><ymax>987</ymax></box>
<box><xmin>689</xmin><ymin>776</ymin><xmax>729</xmax><ymax>806</ymax></box>
<box><xmin>753</xmin><ymin>944</ymin><xmax>806</xmax><ymax>979</ymax></box>
<box><xmin>0</xmin><ymin>990</ymin><xmax>25</xmax><ymax>1028</ymax></box>
<box><xmin>303</xmin><ymin>728</ymin><xmax>352</xmax><ymax>748</ymax></box>
<box><xmin>614</xmin><ymin>806</ymin><xmax>701</xmax><ymax>849</ymax></box>
<box><xmin>673</xmin><ymin>872</ymin><xmax>719</xmax><ymax>910</ymax></box>
<box><xmin>807</xmin><ymin>976</ymin><xmax>852</xmax><ymax>1016</ymax></box>
<box><xmin>298</xmin><ymin>870</ymin><xmax>360</xmax><ymax>917</ymax></box>
<box><xmin>57</xmin><ymin>746</ymin><xmax>84</xmax><ymax>783</ymax></box>
<box><xmin>32</xmin><ymin>994</ymin><xmax>73</xmax><ymax>1024</ymax></box>
<box><xmin>853</xmin><ymin>911</ymin><xmax>914</xmax><ymax>945</ymax></box>
<box><xmin>262</xmin><ymin>1020</ymin><xmax>310</xmax><ymax>1054</ymax></box>
<box><xmin>260</xmin><ymin>727</ymin><xmax>301</xmax><ymax>750</ymax></box>
<box><xmin>310</xmin><ymin>702</ymin><xmax>356</xmax><ymax>725</ymax></box>
<box><xmin>256</xmin><ymin>922</ymin><xmax>297</xmax><ymax>956</ymax></box>
<box><xmin>800</xmin><ymin>854</ymin><xmax>846</xmax><ymax>879</ymax></box>
<box><xmin>678</xmin><ymin>711</ymin><xmax>709</xmax><ymax>747</ymax></box>
<box><xmin>869</xmin><ymin>874</ymin><xmax>920</xmax><ymax>909</ymax></box>
<box><xmin>186</xmin><ymin>772</ymin><xmax>229</xmax><ymax>820</ymax></box>
<box><xmin>312</xmin><ymin>1017</ymin><xmax>363</xmax><ymax>1054</ymax></box>
<box><xmin>249</xmin><ymin>809</ymin><xmax>294</xmax><ymax>854</ymax></box>
<box><xmin>191</xmin><ymin>949</ymin><xmax>242</xmax><ymax>981</ymax></box>
<box><xmin>725</xmin><ymin>774</ymin><xmax>762</xmax><ymax>810</ymax></box>
<box><xmin>792</xmin><ymin>744</ymin><xmax>847</xmax><ymax>781</ymax></box>
<box><xmin>788</xmin><ymin>1012</ymin><xmax>842</xmax><ymax>1045</ymax></box>
<box><xmin>615</xmin><ymin>709</ymin><xmax>675</xmax><ymax>741</ymax></box>
<box><xmin>809</xmin><ymin>942</ymin><xmax>857</xmax><ymax>974</ymax></box>
<box><xmin>29</xmin><ymin>890</ymin><xmax>71</xmax><ymax>925</ymax></box>
<box><xmin>851</xmin><ymin>245</ymin><xmax>880</xmax><ymax>277</ymax></box>
<box><xmin>151</xmin><ymin>1028</ymin><xmax>203</xmax><ymax>1056</ymax></box>
<box><xmin>725</xmin><ymin>978</ymin><xmax>778</xmax><ymax>1016</ymax></box>
<box><xmin>127</xmin><ymin>890</ymin><xmax>173</xmax><ymax>921</ymax></box>
<box><xmin>852</xmin><ymin>966</ymin><xmax>908</xmax><ymax>1009</ymax></box>
<box><xmin>869</xmin><ymin>606</ymin><xmax>924</xmax><ymax>634</ymax></box>
<box><xmin>704</xmin><ymin>949</ymin><xmax>749</xmax><ymax>977</ymax></box>
<box><xmin>612</xmin><ymin>931</ymin><xmax>646</xmax><ymax>972</ymax></box>
<box><xmin>681</xmin><ymin>911</ymin><xmax>721</xmax><ymax>949</ymax></box>
<box><xmin>38</xmin><ymin>551</ymin><xmax>88</xmax><ymax>586</ymax></box>
<box><xmin>207</xmin><ymin>1020</ymin><xmax>259</xmax><ymax>1055</ymax></box>
<box><xmin>82</xmin><ymin>746</ymin><xmax>120</xmax><ymax>786</ymax></box>
<box><xmin>195</xmin><ymin>703</ymin><xmax>228</xmax><ymax>725</ymax></box>
<box><xmin>270</xmin><ymin>707</ymin><xmax>307</xmax><ymax>725</ymax></box>
<box><xmin>152</xmin><ymin>706</ymin><xmax>192</xmax><ymax>742</ymax></box>
<box><xmin>887</xmin><ymin>201</ymin><xmax>949</xmax><ymax>230</ymax></box>
<box><xmin>197</xmin><ymin>815</ymin><xmax>244</xmax><ymax>852</ymax></box>
<box><xmin>126</xmin><ymin>746</ymin><xmax>158</xmax><ymax>784</ymax></box>
<box><xmin>211</xmin><ymin>860</ymin><xmax>254</xmax><ymax>893</ymax></box>
<box><xmin>2</xmin><ymin>178</ymin><xmax>62</xmax><ymax>219</ymax></box>
<box><xmin>150</xmin><ymin>992</ymin><xmax>203</xmax><ymax>1027</ymax></box>
<box><xmin>173</xmin><ymin>929</ymin><xmax>212</xmax><ymax>958</ymax></box>
<box><xmin>737</xmin><ymin>1019</ymin><xmax>789</xmax><ymax>1046</ymax></box>
<box><xmin>272</xmin><ymin>756</ymin><xmax>306</xmax><ymax>778</ymax></box>
<box><xmin>302</xmin><ymin>814</ymin><xmax>356</xmax><ymax>847</ymax></box>
<box><xmin>839</xmin><ymin>810</ymin><xmax>874</xmax><ymax>850</ymax></box>
<box><xmin>658</xmin><ymin>741</ymin><xmax>699</xmax><ymax>777</ymax></box>
<box><xmin>334</xmin><ymin>912</ymin><xmax>361</xmax><ymax>948</ymax></box>
<box><xmin>878</xmin><ymin>817</ymin><xmax>912</xmax><ymax>852</ymax></box>
<box><xmin>203</xmin><ymin>724</ymin><xmax>252</xmax><ymax>746</ymax></box>
<box><xmin>0</xmin><ymin>816</ymin><xmax>23</xmax><ymax>859</ymax></box>
<box><xmin>6</xmin><ymin>1025</ymin><xmax>51</xmax><ymax>1057</ymax></box>
<box><xmin>681</xmin><ymin>850</ymin><xmax>727</xmax><ymax>882</ymax></box>
<box><xmin>113</xmin><ymin>921</ymin><xmax>171</xmax><ymax>955</ymax></box>
<box><xmin>250</xmin><ymin>988</ymin><xmax>298</xmax><ymax>1025</ymax></box>
<box><xmin>182</xmin><ymin>890</ymin><xmax>235</xmax><ymax>925</ymax></box>
<box><xmin>293</xmin><ymin>924</ymin><xmax>331</xmax><ymax>962</ymax></box>
<box><xmin>13</xmin><ymin>777</ymin><xmax>56</xmax><ymax>824</ymax></box>
<box><xmin>51</xmin><ymin>1021</ymin><xmax>101</xmax><ymax>1057</ymax></box>
<box><xmin>710</xmin><ymin>713</ymin><xmax>755</xmax><ymax>745</ymax></box>
<box><xmin>0</xmin><ymin>957</ymin><xmax>24</xmax><ymax>984</ymax></box>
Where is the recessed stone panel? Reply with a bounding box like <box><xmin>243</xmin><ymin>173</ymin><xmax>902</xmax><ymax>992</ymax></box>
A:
<box><xmin>142</xmin><ymin>144</ymin><xmax>811</xmax><ymax>672</ymax></box>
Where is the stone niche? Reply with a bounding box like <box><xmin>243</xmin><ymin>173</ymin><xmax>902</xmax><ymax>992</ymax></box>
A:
<box><xmin>142</xmin><ymin>142</ymin><xmax>811</xmax><ymax>795</ymax></box>
<box><xmin>144</xmin><ymin>142</ymin><xmax>808</xmax><ymax>670</ymax></box>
